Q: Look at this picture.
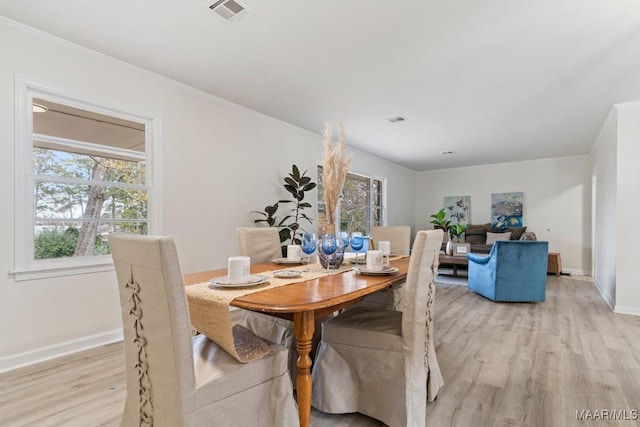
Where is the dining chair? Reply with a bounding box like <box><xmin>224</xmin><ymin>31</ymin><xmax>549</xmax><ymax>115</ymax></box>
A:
<box><xmin>109</xmin><ymin>233</ymin><xmax>299</xmax><ymax>427</ymax></box>
<box><xmin>236</xmin><ymin>227</ymin><xmax>283</xmax><ymax>262</ymax></box>
<box><xmin>369</xmin><ymin>225</ymin><xmax>411</xmax><ymax>255</ymax></box>
<box><xmin>235</xmin><ymin>226</ymin><xmax>323</xmax><ymax>385</ymax></box>
<box><xmin>357</xmin><ymin>225</ymin><xmax>412</xmax><ymax>310</ymax></box>
<box><xmin>311</xmin><ymin>229</ymin><xmax>444</xmax><ymax>427</ymax></box>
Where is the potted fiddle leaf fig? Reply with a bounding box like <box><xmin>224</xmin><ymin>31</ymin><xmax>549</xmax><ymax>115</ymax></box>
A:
<box><xmin>429</xmin><ymin>208</ymin><xmax>451</xmax><ymax>235</ymax></box>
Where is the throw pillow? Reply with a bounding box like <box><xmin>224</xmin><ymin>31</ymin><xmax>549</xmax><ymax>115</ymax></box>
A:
<box><xmin>486</xmin><ymin>231</ymin><xmax>512</xmax><ymax>245</ymax></box>
<box><xmin>520</xmin><ymin>231</ymin><xmax>537</xmax><ymax>241</ymax></box>
<box><xmin>507</xmin><ymin>226</ymin><xmax>527</xmax><ymax>240</ymax></box>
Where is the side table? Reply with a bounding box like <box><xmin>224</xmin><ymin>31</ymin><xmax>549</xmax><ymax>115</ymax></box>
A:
<box><xmin>547</xmin><ymin>252</ymin><xmax>562</xmax><ymax>276</ymax></box>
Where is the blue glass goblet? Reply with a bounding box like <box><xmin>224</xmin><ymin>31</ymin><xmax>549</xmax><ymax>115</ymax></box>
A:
<box><xmin>301</xmin><ymin>232</ymin><xmax>317</xmax><ymax>272</ymax></box>
<box><xmin>338</xmin><ymin>231</ymin><xmax>350</xmax><ymax>251</ymax></box>
<box><xmin>350</xmin><ymin>232</ymin><xmax>364</xmax><ymax>264</ymax></box>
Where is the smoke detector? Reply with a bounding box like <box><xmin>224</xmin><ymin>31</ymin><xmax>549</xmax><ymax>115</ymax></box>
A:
<box><xmin>203</xmin><ymin>0</ymin><xmax>254</xmax><ymax>23</ymax></box>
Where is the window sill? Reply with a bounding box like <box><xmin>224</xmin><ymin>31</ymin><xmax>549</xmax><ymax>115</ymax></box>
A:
<box><xmin>10</xmin><ymin>261</ymin><xmax>115</xmax><ymax>282</ymax></box>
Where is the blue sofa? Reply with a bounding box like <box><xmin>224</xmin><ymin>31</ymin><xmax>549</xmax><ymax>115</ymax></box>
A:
<box><xmin>467</xmin><ymin>241</ymin><xmax>549</xmax><ymax>302</ymax></box>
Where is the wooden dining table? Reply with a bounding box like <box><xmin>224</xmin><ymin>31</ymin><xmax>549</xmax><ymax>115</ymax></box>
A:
<box><xmin>184</xmin><ymin>256</ymin><xmax>410</xmax><ymax>427</ymax></box>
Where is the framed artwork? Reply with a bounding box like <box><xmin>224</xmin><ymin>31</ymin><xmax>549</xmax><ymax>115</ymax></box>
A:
<box><xmin>452</xmin><ymin>243</ymin><xmax>471</xmax><ymax>257</ymax></box>
<box><xmin>443</xmin><ymin>196</ymin><xmax>471</xmax><ymax>226</ymax></box>
<box><xmin>491</xmin><ymin>192</ymin><xmax>523</xmax><ymax>228</ymax></box>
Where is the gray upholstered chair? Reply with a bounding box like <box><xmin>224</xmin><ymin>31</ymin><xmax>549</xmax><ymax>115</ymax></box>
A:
<box><xmin>311</xmin><ymin>229</ymin><xmax>444</xmax><ymax>426</ymax></box>
<box><xmin>109</xmin><ymin>234</ymin><xmax>299</xmax><ymax>427</ymax></box>
<box><xmin>358</xmin><ymin>225</ymin><xmax>412</xmax><ymax>310</ymax></box>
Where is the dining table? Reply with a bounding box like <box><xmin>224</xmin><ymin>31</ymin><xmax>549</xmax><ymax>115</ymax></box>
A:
<box><xmin>183</xmin><ymin>256</ymin><xmax>410</xmax><ymax>427</ymax></box>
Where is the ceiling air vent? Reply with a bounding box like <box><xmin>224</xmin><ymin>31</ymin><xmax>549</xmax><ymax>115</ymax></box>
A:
<box><xmin>204</xmin><ymin>0</ymin><xmax>253</xmax><ymax>23</ymax></box>
<box><xmin>388</xmin><ymin>115</ymin><xmax>408</xmax><ymax>123</ymax></box>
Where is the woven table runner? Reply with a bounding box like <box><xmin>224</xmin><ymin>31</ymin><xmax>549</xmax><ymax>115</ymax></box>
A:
<box><xmin>186</xmin><ymin>263</ymin><xmax>353</xmax><ymax>362</ymax></box>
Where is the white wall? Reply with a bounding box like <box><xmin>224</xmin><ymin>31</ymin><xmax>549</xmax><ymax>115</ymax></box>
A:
<box><xmin>0</xmin><ymin>19</ymin><xmax>416</xmax><ymax>370</ymax></box>
<box><xmin>591</xmin><ymin>109</ymin><xmax>617</xmax><ymax>309</ymax></box>
<box><xmin>615</xmin><ymin>102</ymin><xmax>640</xmax><ymax>315</ymax></box>
<box><xmin>414</xmin><ymin>156</ymin><xmax>592</xmax><ymax>274</ymax></box>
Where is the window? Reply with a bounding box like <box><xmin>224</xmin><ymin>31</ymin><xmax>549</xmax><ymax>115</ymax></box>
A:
<box><xmin>317</xmin><ymin>166</ymin><xmax>385</xmax><ymax>234</ymax></box>
<box><xmin>14</xmin><ymin>77</ymin><xmax>161</xmax><ymax>280</ymax></box>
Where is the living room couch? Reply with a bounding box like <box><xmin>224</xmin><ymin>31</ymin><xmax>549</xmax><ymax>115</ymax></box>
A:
<box><xmin>459</xmin><ymin>223</ymin><xmax>529</xmax><ymax>253</ymax></box>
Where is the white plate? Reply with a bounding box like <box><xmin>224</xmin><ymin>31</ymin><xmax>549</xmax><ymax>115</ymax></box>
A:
<box><xmin>357</xmin><ymin>267</ymin><xmax>399</xmax><ymax>276</ymax></box>
<box><xmin>272</xmin><ymin>258</ymin><xmax>307</xmax><ymax>265</ymax></box>
<box><xmin>273</xmin><ymin>270</ymin><xmax>302</xmax><ymax>279</ymax></box>
<box><xmin>209</xmin><ymin>275</ymin><xmax>269</xmax><ymax>288</ymax></box>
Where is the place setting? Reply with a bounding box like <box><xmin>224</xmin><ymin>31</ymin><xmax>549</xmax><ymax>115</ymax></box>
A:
<box><xmin>354</xmin><ymin>248</ymin><xmax>399</xmax><ymax>276</ymax></box>
<box><xmin>271</xmin><ymin>243</ymin><xmax>311</xmax><ymax>265</ymax></box>
<box><xmin>209</xmin><ymin>256</ymin><xmax>270</xmax><ymax>288</ymax></box>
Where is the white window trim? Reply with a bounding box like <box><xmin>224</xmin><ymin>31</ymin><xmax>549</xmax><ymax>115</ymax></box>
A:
<box><xmin>12</xmin><ymin>75</ymin><xmax>163</xmax><ymax>281</ymax></box>
<box><xmin>370</xmin><ymin>173</ymin><xmax>387</xmax><ymax>227</ymax></box>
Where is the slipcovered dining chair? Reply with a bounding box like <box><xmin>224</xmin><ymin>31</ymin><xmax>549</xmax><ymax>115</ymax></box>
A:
<box><xmin>236</xmin><ymin>226</ymin><xmax>323</xmax><ymax>384</ymax></box>
<box><xmin>109</xmin><ymin>234</ymin><xmax>299</xmax><ymax>427</ymax></box>
<box><xmin>312</xmin><ymin>229</ymin><xmax>444</xmax><ymax>427</ymax></box>
<box><xmin>236</xmin><ymin>227</ymin><xmax>282</xmax><ymax>263</ymax></box>
<box><xmin>357</xmin><ymin>225</ymin><xmax>412</xmax><ymax>310</ymax></box>
<box><xmin>369</xmin><ymin>225</ymin><xmax>411</xmax><ymax>255</ymax></box>
<box><xmin>468</xmin><ymin>240</ymin><xmax>549</xmax><ymax>302</ymax></box>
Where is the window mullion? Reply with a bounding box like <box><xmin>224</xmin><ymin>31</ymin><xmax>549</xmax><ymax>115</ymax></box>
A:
<box><xmin>34</xmin><ymin>174</ymin><xmax>148</xmax><ymax>191</ymax></box>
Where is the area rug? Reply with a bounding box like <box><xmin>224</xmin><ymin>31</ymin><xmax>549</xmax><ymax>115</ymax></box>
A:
<box><xmin>436</xmin><ymin>268</ymin><xmax>468</xmax><ymax>286</ymax></box>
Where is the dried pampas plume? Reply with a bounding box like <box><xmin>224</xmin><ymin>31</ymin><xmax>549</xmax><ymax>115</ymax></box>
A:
<box><xmin>322</xmin><ymin>122</ymin><xmax>352</xmax><ymax>226</ymax></box>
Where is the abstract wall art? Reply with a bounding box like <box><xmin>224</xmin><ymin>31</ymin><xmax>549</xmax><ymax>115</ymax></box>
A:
<box><xmin>443</xmin><ymin>195</ymin><xmax>471</xmax><ymax>226</ymax></box>
<box><xmin>491</xmin><ymin>192</ymin><xmax>523</xmax><ymax>228</ymax></box>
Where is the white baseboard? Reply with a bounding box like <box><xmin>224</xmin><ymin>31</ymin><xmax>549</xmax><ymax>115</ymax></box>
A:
<box><xmin>614</xmin><ymin>305</ymin><xmax>640</xmax><ymax>316</ymax></box>
<box><xmin>0</xmin><ymin>329</ymin><xmax>123</xmax><ymax>374</ymax></box>
<box><xmin>564</xmin><ymin>268</ymin><xmax>588</xmax><ymax>276</ymax></box>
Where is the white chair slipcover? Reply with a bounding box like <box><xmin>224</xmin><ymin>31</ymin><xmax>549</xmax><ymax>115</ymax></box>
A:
<box><xmin>311</xmin><ymin>229</ymin><xmax>444</xmax><ymax>427</ymax></box>
<box><xmin>358</xmin><ymin>225</ymin><xmax>412</xmax><ymax>310</ymax></box>
<box><xmin>236</xmin><ymin>227</ymin><xmax>283</xmax><ymax>264</ymax></box>
<box><xmin>109</xmin><ymin>234</ymin><xmax>299</xmax><ymax>427</ymax></box>
<box><xmin>236</xmin><ymin>227</ymin><xmax>323</xmax><ymax>384</ymax></box>
<box><xmin>370</xmin><ymin>225</ymin><xmax>411</xmax><ymax>255</ymax></box>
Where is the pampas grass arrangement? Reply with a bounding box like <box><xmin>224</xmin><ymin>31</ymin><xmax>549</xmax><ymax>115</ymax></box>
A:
<box><xmin>322</xmin><ymin>122</ymin><xmax>352</xmax><ymax>230</ymax></box>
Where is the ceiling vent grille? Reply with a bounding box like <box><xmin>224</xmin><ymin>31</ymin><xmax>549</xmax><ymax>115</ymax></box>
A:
<box><xmin>388</xmin><ymin>115</ymin><xmax>408</xmax><ymax>123</ymax></box>
<box><xmin>204</xmin><ymin>0</ymin><xmax>253</xmax><ymax>23</ymax></box>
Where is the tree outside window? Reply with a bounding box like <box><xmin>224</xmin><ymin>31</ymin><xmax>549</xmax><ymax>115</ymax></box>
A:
<box><xmin>30</xmin><ymin>97</ymin><xmax>149</xmax><ymax>261</ymax></box>
<box><xmin>317</xmin><ymin>166</ymin><xmax>384</xmax><ymax>235</ymax></box>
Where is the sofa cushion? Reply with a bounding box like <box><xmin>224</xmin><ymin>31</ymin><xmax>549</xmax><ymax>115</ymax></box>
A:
<box><xmin>520</xmin><ymin>231</ymin><xmax>537</xmax><ymax>241</ymax></box>
<box><xmin>486</xmin><ymin>231</ymin><xmax>512</xmax><ymax>245</ymax></box>
<box><xmin>470</xmin><ymin>244</ymin><xmax>492</xmax><ymax>254</ymax></box>
<box><xmin>465</xmin><ymin>223</ymin><xmax>491</xmax><ymax>245</ymax></box>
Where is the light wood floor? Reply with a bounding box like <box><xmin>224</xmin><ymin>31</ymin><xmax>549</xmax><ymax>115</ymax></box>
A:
<box><xmin>2</xmin><ymin>275</ymin><xmax>640</xmax><ymax>427</ymax></box>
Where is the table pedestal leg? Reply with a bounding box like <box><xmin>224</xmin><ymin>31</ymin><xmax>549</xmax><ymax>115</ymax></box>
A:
<box><xmin>294</xmin><ymin>311</ymin><xmax>314</xmax><ymax>427</ymax></box>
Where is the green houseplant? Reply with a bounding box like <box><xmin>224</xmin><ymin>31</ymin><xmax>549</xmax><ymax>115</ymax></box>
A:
<box><xmin>252</xmin><ymin>164</ymin><xmax>316</xmax><ymax>255</ymax></box>
<box><xmin>448</xmin><ymin>223</ymin><xmax>468</xmax><ymax>242</ymax></box>
<box><xmin>429</xmin><ymin>208</ymin><xmax>451</xmax><ymax>235</ymax></box>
